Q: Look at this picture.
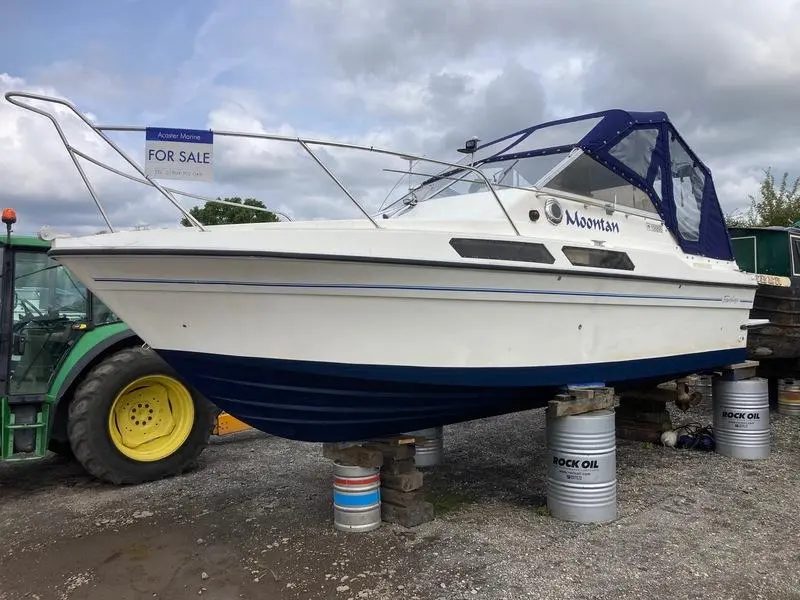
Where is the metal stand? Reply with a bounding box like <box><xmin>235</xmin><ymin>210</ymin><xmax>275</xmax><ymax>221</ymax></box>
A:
<box><xmin>546</xmin><ymin>386</ymin><xmax>618</xmax><ymax>524</ymax></box>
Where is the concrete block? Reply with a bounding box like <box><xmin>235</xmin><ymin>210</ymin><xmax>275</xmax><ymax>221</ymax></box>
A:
<box><xmin>381</xmin><ymin>470</ymin><xmax>424</xmax><ymax>492</ymax></box>
<box><xmin>380</xmin><ymin>457</ymin><xmax>416</xmax><ymax>475</ymax></box>
<box><xmin>381</xmin><ymin>488</ymin><xmax>427</xmax><ymax>508</ymax></box>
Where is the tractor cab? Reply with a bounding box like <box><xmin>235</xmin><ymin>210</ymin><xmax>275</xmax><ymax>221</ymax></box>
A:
<box><xmin>1</xmin><ymin>209</ymin><xmax>244</xmax><ymax>484</ymax></box>
<box><xmin>1</xmin><ymin>209</ymin><xmax>121</xmax><ymax>458</ymax></box>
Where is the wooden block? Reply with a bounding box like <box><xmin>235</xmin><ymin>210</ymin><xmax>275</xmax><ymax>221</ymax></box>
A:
<box><xmin>381</xmin><ymin>501</ymin><xmax>434</xmax><ymax>527</ymax></box>
<box><xmin>617</xmin><ymin>400</ymin><xmax>669</xmax><ymax>416</ymax></box>
<box><xmin>381</xmin><ymin>487</ymin><xmax>427</xmax><ymax>508</ymax></box>
<box><xmin>365</xmin><ymin>434</ymin><xmax>416</xmax><ymax>445</ymax></box>
<box><xmin>619</xmin><ymin>388</ymin><xmax>676</xmax><ymax>405</ymax></box>
<box><xmin>615</xmin><ymin>409</ymin><xmax>673</xmax><ymax>425</ymax></box>
<box><xmin>322</xmin><ymin>443</ymin><xmax>383</xmax><ymax>468</ymax></box>
<box><xmin>381</xmin><ymin>470</ymin><xmax>424</xmax><ymax>492</ymax></box>
<box><xmin>617</xmin><ymin>394</ymin><xmax>667</xmax><ymax>408</ymax></box>
<box><xmin>717</xmin><ymin>361</ymin><xmax>759</xmax><ymax>381</ymax></box>
<box><xmin>592</xmin><ymin>387</ymin><xmax>616</xmax><ymax>402</ymax></box>
<box><xmin>616</xmin><ymin>418</ymin><xmax>672</xmax><ymax>433</ymax></box>
<box><xmin>548</xmin><ymin>391</ymin><xmax>616</xmax><ymax>417</ymax></box>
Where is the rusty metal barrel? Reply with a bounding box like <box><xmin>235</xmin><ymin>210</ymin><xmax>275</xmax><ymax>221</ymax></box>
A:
<box><xmin>778</xmin><ymin>378</ymin><xmax>800</xmax><ymax>417</ymax></box>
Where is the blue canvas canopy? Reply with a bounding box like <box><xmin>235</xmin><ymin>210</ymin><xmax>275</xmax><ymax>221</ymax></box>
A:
<box><xmin>420</xmin><ymin>110</ymin><xmax>733</xmax><ymax>262</ymax></box>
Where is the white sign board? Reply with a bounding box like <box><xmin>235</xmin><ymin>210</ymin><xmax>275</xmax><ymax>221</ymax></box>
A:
<box><xmin>145</xmin><ymin>127</ymin><xmax>214</xmax><ymax>182</ymax></box>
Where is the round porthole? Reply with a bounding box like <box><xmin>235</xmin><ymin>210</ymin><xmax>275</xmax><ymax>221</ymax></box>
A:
<box><xmin>544</xmin><ymin>197</ymin><xmax>563</xmax><ymax>225</ymax></box>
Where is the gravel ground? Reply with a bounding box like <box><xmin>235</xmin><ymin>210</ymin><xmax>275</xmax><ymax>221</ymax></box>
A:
<box><xmin>1</xmin><ymin>400</ymin><xmax>799</xmax><ymax>600</ymax></box>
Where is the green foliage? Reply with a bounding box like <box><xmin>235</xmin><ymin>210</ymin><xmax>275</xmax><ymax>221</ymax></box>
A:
<box><xmin>180</xmin><ymin>197</ymin><xmax>279</xmax><ymax>226</ymax></box>
<box><xmin>725</xmin><ymin>168</ymin><xmax>800</xmax><ymax>228</ymax></box>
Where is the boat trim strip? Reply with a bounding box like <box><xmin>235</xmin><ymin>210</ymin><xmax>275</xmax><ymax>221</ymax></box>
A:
<box><xmin>49</xmin><ymin>246</ymin><xmax>759</xmax><ymax>291</ymax></box>
<box><xmin>87</xmin><ymin>277</ymin><xmax>752</xmax><ymax>304</ymax></box>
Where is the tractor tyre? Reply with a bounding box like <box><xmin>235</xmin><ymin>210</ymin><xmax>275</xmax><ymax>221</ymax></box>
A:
<box><xmin>66</xmin><ymin>345</ymin><xmax>216</xmax><ymax>485</ymax></box>
<box><xmin>47</xmin><ymin>438</ymin><xmax>74</xmax><ymax>459</ymax></box>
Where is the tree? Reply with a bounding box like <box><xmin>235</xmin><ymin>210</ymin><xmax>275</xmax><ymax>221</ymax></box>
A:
<box><xmin>180</xmin><ymin>197</ymin><xmax>280</xmax><ymax>226</ymax></box>
<box><xmin>725</xmin><ymin>168</ymin><xmax>800</xmax><ymax>228</ymax></box>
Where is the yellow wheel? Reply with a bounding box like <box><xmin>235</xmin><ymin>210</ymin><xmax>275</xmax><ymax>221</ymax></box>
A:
<box><xmin>107</xmin><ymin>375</ymin><xmax>195</xmax><ymax>462</ymax></box>
<box><xmin>67</xmin><ymin>346</ymin><xmax>216</xmax><ymax>485</ymax></box>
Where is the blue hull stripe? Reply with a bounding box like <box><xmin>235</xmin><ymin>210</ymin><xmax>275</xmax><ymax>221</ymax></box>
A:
<box><xmin>94</xmin><ymin>277</ymin><xmax>751</xmax><ymax>304</ymax></box>
<box><xmin>154</xmin><ymin>347</ymin><xmax>746</xmax><ymax>443</ymax></box>
<box><xmin>333</xmin><ymin>490</ymin><xmax>381</xmax><ymax>507</ymax></box>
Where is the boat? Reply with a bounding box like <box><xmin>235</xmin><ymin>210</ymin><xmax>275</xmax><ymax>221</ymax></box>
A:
<box><xmin>728</xmin><ymin>224</ymin><xmax>798</xmax><ymax>377</ymax></box>
<box><xmin>5</xmin><ymin>91</ymin><xmax>763</xmax><ymax>442</ymax></box>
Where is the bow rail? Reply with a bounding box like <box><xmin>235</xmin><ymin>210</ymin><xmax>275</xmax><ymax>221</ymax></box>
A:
<box><xmin>4</xmin><ymin>91</ymin><xmax>519</xmax><ymax>235</ymax></box>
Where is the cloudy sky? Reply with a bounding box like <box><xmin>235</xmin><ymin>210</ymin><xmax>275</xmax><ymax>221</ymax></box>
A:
<box><xmin>1</xmin><ymin>0</ymin><xmax>798</xmax><ymax>235</ymax></box>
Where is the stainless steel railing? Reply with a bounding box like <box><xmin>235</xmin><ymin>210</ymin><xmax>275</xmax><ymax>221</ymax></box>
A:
<box><xmin>4</xmin><ymin>91</ymin><xmax>520</xmax><ymax>235</ymax></box>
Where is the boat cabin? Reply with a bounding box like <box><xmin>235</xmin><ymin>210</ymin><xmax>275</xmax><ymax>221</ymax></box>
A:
<box><xmin>728</xmin><ymin>225</ymin><xmax>800</xmax><ymax>278</ymax></box>
<box><xmin>393</xmin><ymin>109</ymin><xmax>735</xmax><ymax>262</ymax></box>
<box><xmin>728</xmin><ymin>225</ymin><xmax>800</xmax><ymax>374</ymax></box>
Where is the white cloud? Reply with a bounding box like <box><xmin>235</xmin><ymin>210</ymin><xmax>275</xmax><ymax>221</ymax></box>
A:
<box><xmin>287</xmin><ymin>0</ymin><xmax>800</xmax><ymax>214</ymax></box>
<box><xmin>4</xmin><ymin>0</ymin><xmax>800</xmax><ymax>233</ymax></box>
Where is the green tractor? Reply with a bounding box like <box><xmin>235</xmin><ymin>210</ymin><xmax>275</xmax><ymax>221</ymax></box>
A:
<box><xmin>0</xmin><ymin>208</ymin><xmax>240</xmax><ymax>484</ymax></box>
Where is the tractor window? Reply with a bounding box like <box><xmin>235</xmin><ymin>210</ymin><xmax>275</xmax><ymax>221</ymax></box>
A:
<box><xmin>10</xmin><ymin>251</ymin><xmax>89</xmax><ymax>396</ymax></box>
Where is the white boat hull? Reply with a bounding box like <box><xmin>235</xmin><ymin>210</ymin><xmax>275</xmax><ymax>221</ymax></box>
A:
<box><xmin>53</xmin><ymin>231</ymin><xmax>756</xmax><ymax>441</ymax></box>
<box><xmin>63</xmin><ymin>253</ymin><xmax>753</xmax><ymax>369</ymax></box>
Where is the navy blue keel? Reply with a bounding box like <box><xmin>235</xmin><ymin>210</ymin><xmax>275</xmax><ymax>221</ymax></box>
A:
<box><xmin>155</xmin><ymin>348</ymin><xmax>745</xmax><ymax>442</ymax></box>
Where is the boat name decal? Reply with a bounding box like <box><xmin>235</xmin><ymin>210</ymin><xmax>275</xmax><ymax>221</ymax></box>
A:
<box><xmin>564</xmin><ymin>210</ymin><xmax>620</xmax><ymax>233</ymax></box>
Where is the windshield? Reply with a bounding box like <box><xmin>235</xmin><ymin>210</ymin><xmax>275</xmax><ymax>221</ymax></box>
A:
<box><xmin>422</xmin><ymin>153</ymin><xmax>571</xmax><ymax>199</ymax></box>
<box><xmin>382</xmin><ymin>115</ymin><xmax>605</xmax><ymax>214</ymax></box>
<box><xmin>14</xmin><ymin>252</ymin><xmax>87</xmax><ymax>323</ymax></box>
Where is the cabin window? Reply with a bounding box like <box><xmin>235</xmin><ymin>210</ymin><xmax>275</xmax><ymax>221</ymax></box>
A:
<box><xmin>562</xmin><ymin>246</ymin><xmax>635</xmax><ymax>271</ymax></box>
<box><xmin>791</xmin><ymin>237</ymin><xmax>800</xmax><ymax>276</ymax></box>
<box><xmin>450</xmin><ymin>238</ymin><xmax>556</xmax><ymax>264</ymax></box>
<box><xmin>669</xmin><ymin>134</ymin><xmax>705</xmax><ymax>242</ymax></box>
<box><xmin>609</xmin><ymin>128</ymin><xmax>659</xmax><ymax>180</ymax></box>
<box><xmin>542</xmin><ymin>153</ymin><xmax>659</xmax><ymax>214</ymax></box>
